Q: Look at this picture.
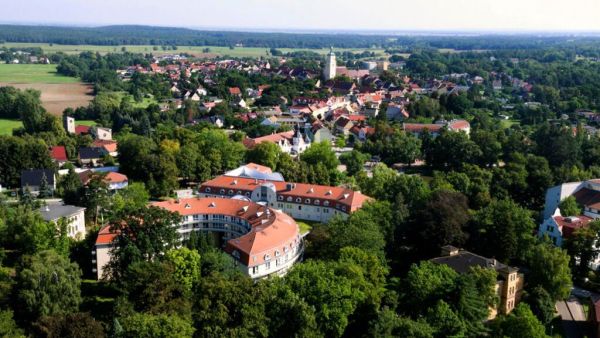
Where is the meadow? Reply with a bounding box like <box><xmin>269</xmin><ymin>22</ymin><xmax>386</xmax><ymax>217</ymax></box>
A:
<box><xmin>0</xmin><ymin>64</ymin><xmax>79</xmax><ymax>84</ymax></box>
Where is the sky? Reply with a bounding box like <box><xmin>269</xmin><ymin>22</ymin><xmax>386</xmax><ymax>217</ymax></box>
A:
<box><xmin>2</xmin><ymin>0</ymin><xmax>600</xmax><ymax>33</ymax></box>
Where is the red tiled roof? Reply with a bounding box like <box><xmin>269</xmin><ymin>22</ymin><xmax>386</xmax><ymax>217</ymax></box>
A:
<box><xmin>553</xmin><ymin>215</ymin><xmax>594</xmax><ymax>238</ymax></box>
<box><xmin>96</xmin><ymin>225</ymin><xmax>117</xmax><ymax>245</ymax></box>
<box><xmin>448</xmin><ymin>120</ymin><xmax>470</xmax><ymax>130</ymax></box>
<box><xmin>229</xmin><ymin>87</ymin><xmax>241</xmax><ymax>95</ymax></box>
<box><xmin>152</xmin><ymin>198</ymin><xmax>300</xmax><ymax>267</ymax></box>
<box><xmin>242</xmin><ymin>131</ymin><xmax>294</xmax><ymax>149</ymax></box>
<box><xmin>92</xmin><ymin>139</ymin><xmax>118</xmax><ymax>153</ymax></box>
<box><xmin>347</xmin><ymin>115</ymin><xmax>367</xmax><ymax>122</ymax></box>
<box><xmin>200</xmin><ymin>176</ymin><xmax>371</xmax><ymax>212</ymax></box>
<box><xmin>573</xmin><ymin>188</ymin><xmax>600</xmax><ymax>210</ymax></box>
<box><xmin>75</xmin><ymin>125</ymin><xmax>91</xmax><ymax>135</ymax></box>
<box><xmin>403</xmin><ymin>123</ymin><xmax>444</xmax><ymax>133</ymax></box>
<box><xmin>244</xmin><ymin>163</ymin><xmax>273</xmax><ymax>174</ymax></box>
<box><xmin>104</xmin><ymin>172</ymin><xmax>128</xmax><ymax>184</ymax></box>
<box><xmin>50</xmin><ymin>146</ymin><xmax>68</xmax><ymax>162</ymax></box>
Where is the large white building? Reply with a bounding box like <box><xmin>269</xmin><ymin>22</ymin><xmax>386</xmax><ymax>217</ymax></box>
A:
<box><xmin>198</xmin><ymin>164</ymin><xmax>371</xmax><ymax>223</ymax></box>
<box><xmin>539</xmin><ymin>179</ymin><xmax>600</xmax><ymax>269</ymax></box>
<box><xmin>94</xmin><ymin>198</ymin><xmax>303</xmax><ymax>280</ymax></box>
<box><xmin>323</xmin><ymin>47</ymin><xmax>337</xmax><ymax>81</ymax></box>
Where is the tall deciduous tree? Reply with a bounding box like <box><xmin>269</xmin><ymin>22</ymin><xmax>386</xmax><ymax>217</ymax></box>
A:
<box><xmin>107</xmin><ymin>205</ymin><xmax>180</xmax><ymax>279</ymax></box>
<box><xmin>526</xmin><ymin>243</ymin><xmax>572</xmax><ymax>301</ymax></box>
<box><xmin>15</xmin><ymin>250</ymin><xmax>82</xmax><ymax>319</ymax></box>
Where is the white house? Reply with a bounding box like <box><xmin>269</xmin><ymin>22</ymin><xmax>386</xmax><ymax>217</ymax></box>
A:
<box><xmin>39</xmin><ymin>202</ymin><xmax>86</xmax><ymax>239</ymax></box>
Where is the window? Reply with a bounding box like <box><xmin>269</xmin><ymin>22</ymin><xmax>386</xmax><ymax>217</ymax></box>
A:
<box><xmin>305</xmin><ymin>199</ymin><xmax>311</xmax><ymax>204</ymax></box>
<box><xmin>324</xmin><ymin>201</ymin><xmax>330</xmax><ymax>206</ymax></box>
<box><xmin>206</xmin><ymin>187</ymin><xmax>211</xmax><ymax>193</ymax></box>
<box><xmin>295</xmin><ymin>197</ymin><xmax>302</xmax><ymax>203</ymax></box>
<box><xmin>228</xmin><ymin>190</ymin><xmax>234</xmax><ymax>195</ymax></box>
<box><xmin>314</xmin><ymin>200</ymin><xmax>320</xmax><ymax>205</ymax></box>
<box><xmin>252</xmin><ymin>266</ymin><xmax>258</xmax><ymax>274</ymax></box>
<box><xmin>287</xmin><ymin>196</ymin><xmax>293</xmax><ymax>202</ymax></box>
<box><xmin>546</xmin><ymin>225</ymin><xmax>553</xmax><ymax>232</ymax></box>
<box><xmin>324</xmin><ymin>209</ymin><xmax>329</xmax><ymax>213</ymax></box>
<box><xmin>220</xmin><ymin>189</ymin><xmax>225</xmax><ymax>194</ymax></box>
<box><xmin>245</xmin><ymin>192</ymin><xmax>250</xmax><ymax>197</ymax></box>
<box><xmin>275</xmin><ymin>250</ymin><xmax>281</xmax><ymax>257</ymax></box>
<box><xmin>298</xmin><ymin>206</ymin><xmax>302</xmax><ymax>210</ymax></box>
<box><xmin>264</xmin><ymin>254</ymin><xmax>271</xmax><ymax>261</ymax></box>
<box><xmin>265</xmin><ymin>261</ymin><xmax>271</xmax><ymax>270</ymax></box>
<box><xmin>278</xmin><ymin>195</ymin><xmax>284</xmax><ymax>201</ymax></box>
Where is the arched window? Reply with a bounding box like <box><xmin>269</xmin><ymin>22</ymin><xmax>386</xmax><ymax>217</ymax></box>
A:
<box><xmin>305</xmin><ymin>199</ymin><xmax>311</xmax><ymax>204</ymax></box>
<box><xmin>264</xmin><ymin>254</ymin><xmax>271</xmax><ymax>261</ymax></box>
<box><xmin>275</xmin><ymin>250</ymin><xmax>281</xmax><ymax>257</ymax></box>
<box><xmin>324</xmin><ymin>201</ymin><xmax>330</xmax><ymax>206</ymax></box>
<box><xmin>219</xmin><ymin>189</ymin><xmax>225</xmax><ymax>194</ymax></box>
<box><xmin>287</xmin><ymin>196</ymin><xmax>293</xmax><ymax>202</ymax></box>
<box><xmin>206</xmin><ymin>187</ymin><xmax>211</xmax><ymax>193</ymax></box>
<box><xmin>295</xmin><ymin>197</ymin><xmax>301</xmax><ymax>203</ymax></box>
<box><xmin>314</xmin><ymin>200</ymin><xmax>320</xmax><ymax>205</ymax></box>
<box><xmin>278</xmin><ymin>195</ymin><xmax>284</xmax><ymax>201</ymax></box>
<box><xmin>228</xmin><ymin>190</ymin><xmax>234</xmax><ymax>195</ymax></box>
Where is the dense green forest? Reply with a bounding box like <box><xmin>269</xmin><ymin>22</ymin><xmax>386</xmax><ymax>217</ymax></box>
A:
<box><xmin>3</xmin><ymin>24</ymin><xmax>600</xmax><ymax>50</ymax></box>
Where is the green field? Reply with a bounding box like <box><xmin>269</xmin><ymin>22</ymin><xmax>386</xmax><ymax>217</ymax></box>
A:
<box><xmin>0</xmin><ymin>64</ymin><xmax>79</xmax><ymax>84</ymax></box>
<box><xmin>297</xmin><ymin>221</ymin><xmax>315</xmax><ymax>235</ymax></box>
<box><xmin>0</xmin><ymin>119</ymin><xmax>22</xmax><ymax>135</ymax></box>
<box><xmin>112</xmin><ymin>91</ymin><xmax>157</xmax><ymax>109</ymax></box>
<box><xmin>76</xmin><ymin>120</ymin><xmax>97</xmax><ymax>127</ymax></box>
<box><xmin>0</xmin><ymin>42</ymin><xmax>387</xmax><ymax>58</ymax></box>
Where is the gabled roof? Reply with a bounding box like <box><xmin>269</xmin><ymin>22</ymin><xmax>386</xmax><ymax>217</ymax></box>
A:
<box><xmin>21</xmin><ymin>169</ymin><xmax>55</xmax><ymax>187</ymax></box>
<box><xmin>75</xmin><ymin>125</ymin><xmax>91</xmax><ymax>135</ymax></box>
<box><xmin>50</xmin><ymin>146</ymin><xmax>68</xmax><ymax>162</ymax></box>
<box><xmin>79</xmin><ymin>147</ymin><xmax>107</xmax><ymax>160</ymax></box>
<box><xmin>242</xmin><ymin>131</ymin><xmax>295</xmax><ymax>149</ymax></box>
<box><xmin>91</xmin><ymin>140</ymin><xmax>118</xmax><ymax>153</ymax></box>
<box><xmin>229</xmin><ymin>87</ymin><xmax>241</xmax><ymax>95</ymax></box>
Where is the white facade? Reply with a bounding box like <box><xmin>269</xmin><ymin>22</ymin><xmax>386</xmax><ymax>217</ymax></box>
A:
<box><xmin>323</xmin><ymin>48</ymin><xmax>337</xmax><ymax>81</ymax></box>
<box><xmin>39</xmin><ymin>204</ymin><xmax>86</xmax><ymax>239</ymax></box>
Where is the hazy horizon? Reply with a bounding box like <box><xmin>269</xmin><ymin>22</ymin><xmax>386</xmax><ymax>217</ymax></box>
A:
<box><xmin>1</xmin><ymin>0</ymin><xmax>600</xmax><ymax>34</ymax></box>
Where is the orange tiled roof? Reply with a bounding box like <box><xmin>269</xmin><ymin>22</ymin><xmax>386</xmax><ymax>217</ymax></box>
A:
<box><xmin>92</xmin><ymin>139</ymin><xmax>118</xmax><ymax>153</ymax></box>
<box><xmin>152</xmin><ymin>198</ymin><xmax>300</xmax><ymax>267</ymax></box>
<box><xmin>200</xmin><ymin>176</ymin><xmax>370</xmax><ymax>212</ymax></box>
<box><xmin>242</xmin><ymin>131</ymin><xmax>294</xmax><ymax>149</ymax></box>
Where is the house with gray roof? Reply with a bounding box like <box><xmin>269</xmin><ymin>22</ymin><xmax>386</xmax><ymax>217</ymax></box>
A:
<box><xmin>39</xmin><ymin>202</ymin><xmax>86</xmax><ymax>239</ymax></box>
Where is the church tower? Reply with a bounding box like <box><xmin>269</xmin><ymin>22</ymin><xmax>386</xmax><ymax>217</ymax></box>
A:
<box><xmin>323</xmin><ymin>47</ymin><xmax>336</xmax><ymax>81</ymax></box>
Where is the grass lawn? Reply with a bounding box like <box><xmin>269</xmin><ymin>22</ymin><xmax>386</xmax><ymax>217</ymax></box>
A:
<box><xmin>0</xmin><ymin>64</ymin><xmax>79</xmax><ymax>84</ymax></box>
<box><xmin>0</xmin><ymin>42</ymin><xmax>387</xmax><ymax>58</ymax></box>
<box><xmin>0</xmin><ymin>119</ymin><xmax>22</xmax><ymax>135</ymax></box>
<box><xmin>111</xmin><ymin>91</ymin><xmax>158</xmax><ymax>109</ymax></box>
<box><xmin>76</xmin><ymin>120</ymin><xmax>97</xmax><ymax>127</ymax></box>
<box><xmin>500</xmin><ymin>119</ymin><xmax>520</xmax><ymax>129</ymax></box>
<box><xmin>297</xmin><ymin>221</ymin><xmax>318</xmax><ymax>235</ymax></box>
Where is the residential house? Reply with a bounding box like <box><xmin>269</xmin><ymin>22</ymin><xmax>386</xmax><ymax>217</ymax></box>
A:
<box><xmin>21</xmin><ymin>169</ymin><xmax>56</xmax><ymax>195</ymax></box>
<box><xmin>334</xmin><ymin>116</ymin><xmax>355</xmax><ymax>136</ymax></box>
<box><xmin>91</xmin><ymin>140</ymin><xmax>118</xmax><ymax>157</ymax></box>
<box><xmin>431</xmin><ymin>246</ymin><xmax>524</xmax><ymax>319</ymax></box>
<box><xmin>50</xmin><ymin>146</ymin><xmax>68</xmax><ymax>166</ymax></box>
<box><xmin>242</xmin><ymin>129</ymin><xmax>310</xmax><ymax>155</ymax></box>
<box><xmin>79</xmin><ymin>170</ymin><xmax>129</xmax><ymax>192</ymax></box>
<box><xmin>39</xmin><ymin>202</ymin><xmax>86</xmax><ymax>239</ymax></box>
<box><xmin>78</xmin><ymin>147</ymin><xmax>108</xmax><ymax>167</ymax></box>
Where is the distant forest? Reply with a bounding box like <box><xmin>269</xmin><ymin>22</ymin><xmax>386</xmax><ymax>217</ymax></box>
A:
<box><xmin>2</xmin><ymin>24</ymin><xmax>600</xmax><ymax>50</ymax></box>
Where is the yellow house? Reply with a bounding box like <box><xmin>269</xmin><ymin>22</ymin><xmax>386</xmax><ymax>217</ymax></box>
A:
<box><xmin>431</xmin><ymin>246</ymin><xmax>525</xmax><ymax>319</ymax></box>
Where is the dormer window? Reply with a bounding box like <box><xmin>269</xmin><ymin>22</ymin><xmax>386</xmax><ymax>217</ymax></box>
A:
<box><xmin>287</xmin><ymin>196</ymin><xmax>293</xmax><ymax>202</ymax></box>
<box><xmin>305</xmin><ymin>199</ymin><xmax>311</xmax><ymax>204</ymax></box>
<box><xmin>245</xmin><ymin>192</ymin><xmax>250</xmax><ymax>197</ymax></box>
<box><xmin>275</xmin><ymin>250</ymin><xmax>281</xmax><ymax>257</ymax></box>
<box><xmin>264</xmin><ymin>254</ymin><xmax>271</xmax><ymax>261</ymax></box>
<box><xmin>295</xmin><ymin>197</ymin><xmax>301</xmax><ymax>203</ymax></box>
<box><xmin>324</xmin><ymin>201</ymin><xmax>330</xmax><ymax>206</ymax></box>
<box><xmin>278</xmin><ymin>195</ymin><xmax>284</xmax><ymax>201</ymax></box>
<box><xmin>314</xmin><ymin>200</ymin><xmax>320</xmax><ymax>205</ymax></box>
<box><xmin>184</xmin><ymin>203</ymin><xmax>191</xmax><ymax>209</ymax></box>
<box><xmin>219</xmin><ymin>189</ymin><xmax>225</xmax><ymax>194</ymax></box>
<box><xmin>308</xmin><ymin>188</ymin><xmax>314</xmax><ymax>193</ymax></box>
<box><xmin>228</xmin><ymin>190</ymin><xmax>234</xmax><ymax>195</ymax></box>
<box><xmin>209</xmin><ymin>202</ymin><xmax>216</xmax><ymax>208</ymax></box>
<box><xmin>206</xmin><ymin>187</ymin><xmax>211</xmax><ymax>193</ymax></box>
<box><xmin>326</xmin><ymin>190</ymin><xmax>332</xmax><ymax>195</ymax></box>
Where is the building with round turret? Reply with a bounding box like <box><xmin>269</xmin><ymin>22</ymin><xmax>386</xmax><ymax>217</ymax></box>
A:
<box><xmin>94</xmin><ymin>197</ymin><xmax>303</xmax><ymax>280</ymax></box>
